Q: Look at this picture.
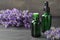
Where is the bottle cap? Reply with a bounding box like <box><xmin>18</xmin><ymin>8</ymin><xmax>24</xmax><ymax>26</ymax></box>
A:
<box><xmin>44</xmin><ymin>1</ymin><xmax>49</xmax><ymax>7</ymax></box>
<box><xmin>44</xmin><ymin>1</ymin><xmax>50</xmax><ymax>13</ymax></box>
<box><xmin>33</xmin><ymin>13</ymin><xmax>39</xmax><ymax>18</ymax></box>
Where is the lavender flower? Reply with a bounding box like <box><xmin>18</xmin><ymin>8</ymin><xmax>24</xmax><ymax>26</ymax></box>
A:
<box><xmin>0</xmin><ymin>8</ymin><xmax>33</xmax><ymax>28</ymax></box>
<box><xmin>44</xmin><ymin>27</ymin><xmax>60</xmax><ymax>40</ymax></box>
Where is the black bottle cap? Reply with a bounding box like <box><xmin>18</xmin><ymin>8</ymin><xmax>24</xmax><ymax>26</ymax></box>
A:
<box><xmin>44</xmin><ymin>1</ymin><xmax>50</xmax><ymax>13</ymax></box>
<box><xmin>44</xmin><ymin>1</ymin><xmax>48</xmax><ymax>7</ymax></box>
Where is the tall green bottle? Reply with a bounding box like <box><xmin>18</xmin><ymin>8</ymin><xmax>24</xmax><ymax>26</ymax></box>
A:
<box><xmin>31</xmin><ymin>13</ymin><xmax>41</xmax><ymax>37</ymax></box>
<box><xmin>41</xmin><ymin>1</ymin><xmax>52</xmax><ymax>33</ymax></box>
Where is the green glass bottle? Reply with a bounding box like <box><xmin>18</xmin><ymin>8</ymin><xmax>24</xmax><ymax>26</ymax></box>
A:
<box><xmin>41</xmin><ymin>1</ymin><xmax>52</xmax><ymax>33</ymax></box>
<box><xmin>31</xmin><ymin>13</ymin><xmax>41</xmax><ymax>37</ymax></box>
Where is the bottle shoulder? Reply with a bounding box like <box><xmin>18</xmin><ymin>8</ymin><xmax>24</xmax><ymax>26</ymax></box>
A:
<box><xmin>42</xmin><ymin>13</ymin><xmax>51</xmax><ymax>17</ymax></box>
<box><xmin>32</xmin><ymin>20</ymin><xmax>34</xmax><ymax>23</ymax></box>
<box><xmin>32</xmin><ymin>20</ymin><xmax>40</xmax><ymax>23</ymax></box>
<box><xmin>42</xmin><ymin>14</ymin><xmax>47</xmax><ymax>17</ymax></box>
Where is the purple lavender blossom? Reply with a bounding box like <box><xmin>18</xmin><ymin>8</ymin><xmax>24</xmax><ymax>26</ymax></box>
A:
<box><xmin>44</xmin><ymin>27</ymin><xmax>60</xmax><ymax>40</ymax></box>
<box><xmin>0</xmin><ymin>8</ymin><xmax>33</xmax><ymax>28</ymax></box>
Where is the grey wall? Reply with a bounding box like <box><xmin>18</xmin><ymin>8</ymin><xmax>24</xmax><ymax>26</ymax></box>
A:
<box><xmin>0</xmin><ymin>0</ymin><xmax>60</xmax><ymax>16</ymax></box>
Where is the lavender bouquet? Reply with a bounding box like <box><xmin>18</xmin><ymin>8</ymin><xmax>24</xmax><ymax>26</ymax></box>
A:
<box><xmin>0</xmin><ymin>8</ymin><xmax>33</xmax><ymax>28</ymax></box>
<box><xmin>43</xmin><ymin>27</ymin><xmax>60</xmax><ymax>40</ymax></box>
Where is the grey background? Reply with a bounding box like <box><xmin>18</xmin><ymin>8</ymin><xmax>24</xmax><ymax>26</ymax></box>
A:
<box><xmin>0</xmin><ymin>0</ymin><xmax>59</xmax><ymax>40</ymax></box>
<box><xmin>0</xmin><ymin>0</ymin><xmax>59</xmax><ymax>16</ymax></box>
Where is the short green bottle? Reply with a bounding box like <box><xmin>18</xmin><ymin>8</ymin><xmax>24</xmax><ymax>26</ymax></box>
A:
<box><xmin>31</xmin><ymin>13</ymin><xmax>41</xmax><ymax>37</ymax></box>
<box><xmin>41</xmin><ymin>1</ymin><xmax>52</xmax><ymax>33</ymax></box>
